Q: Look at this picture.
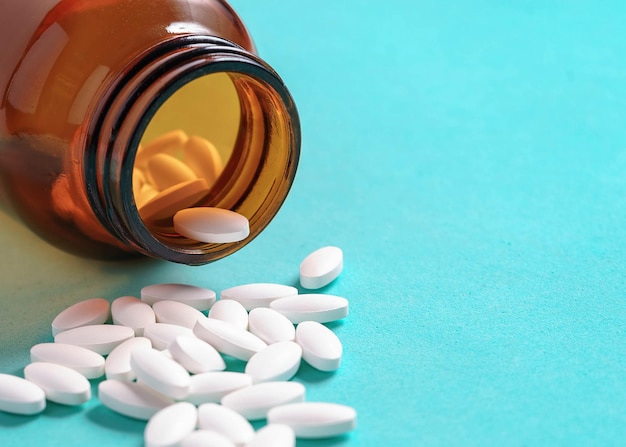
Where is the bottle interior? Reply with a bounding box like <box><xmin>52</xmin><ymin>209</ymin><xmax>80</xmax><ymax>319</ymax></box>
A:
<box><xmin>133</xmin><ymin>72</ymin><xmax>240</xmax><ymax>240</ymax></box>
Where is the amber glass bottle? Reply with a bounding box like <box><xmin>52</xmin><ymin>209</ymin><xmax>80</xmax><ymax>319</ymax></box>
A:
<box><xmin>0</xmin><ymin>0</ymin><xmax>300</xmax><ymax>265</ymax></box>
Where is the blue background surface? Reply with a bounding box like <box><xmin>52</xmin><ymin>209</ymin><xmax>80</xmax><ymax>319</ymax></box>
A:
<box><xmin>2</xmin><ymin>0</ymin><xmax>626</xmax><ymax>445</ymax></box>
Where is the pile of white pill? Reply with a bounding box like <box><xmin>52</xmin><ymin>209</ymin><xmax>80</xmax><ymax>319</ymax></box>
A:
<box><xmin>0</xmin><ymin>246</ymin><xmax>352</xmax><ymax>446</ymax></box>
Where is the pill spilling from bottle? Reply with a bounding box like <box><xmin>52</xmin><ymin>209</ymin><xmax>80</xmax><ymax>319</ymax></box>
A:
<box><xmin>173</xmin><ymin>207</ymin><xmax>250</xmax><ymax>244</ymax></box>
<box><xmin>0</xmin><ymin>246</ymin><xmax>355</xmax><ymax>446</ymax></box>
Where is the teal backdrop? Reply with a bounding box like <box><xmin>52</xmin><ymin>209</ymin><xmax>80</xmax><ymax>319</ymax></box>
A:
<box><xmin>2</xmin><ymin>1</ymin><xmax>626</xmax><ymax>445</ymax></box>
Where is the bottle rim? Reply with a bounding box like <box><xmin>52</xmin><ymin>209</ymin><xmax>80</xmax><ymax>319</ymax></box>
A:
<box><xmin>85</xmin><ymin>35</ymin><xmax>300</xmax><ymax>265</ymax></box>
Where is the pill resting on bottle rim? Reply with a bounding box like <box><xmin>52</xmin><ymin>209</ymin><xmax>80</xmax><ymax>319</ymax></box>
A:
<box><xmin>173</xmin><ymin>207</ymin><xmax>250</xmax><ymax>243</ymax></box>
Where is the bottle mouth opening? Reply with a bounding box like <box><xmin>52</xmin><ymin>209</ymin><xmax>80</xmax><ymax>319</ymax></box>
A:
<box><xmin>91</xmin><ymin>38</ymin><xmax>300</xmax><ymax>265</ymax></box>
<box><xmin>134</xmin><ymin>67</ymin><xmax>297</xmax><ymax>261</ymax></box>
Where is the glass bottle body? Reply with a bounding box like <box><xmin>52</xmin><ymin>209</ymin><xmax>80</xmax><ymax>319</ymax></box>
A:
<box><xmin>0</xmin><ymin>0</ymin><xmax>300</xmax><ymax>264</ymax></box>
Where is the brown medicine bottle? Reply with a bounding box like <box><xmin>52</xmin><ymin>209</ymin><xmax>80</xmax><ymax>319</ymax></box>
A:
<box><xmin>0</xmin><ymin>0</ymin><xmax>300</xmax><ymax>265</ymax></box>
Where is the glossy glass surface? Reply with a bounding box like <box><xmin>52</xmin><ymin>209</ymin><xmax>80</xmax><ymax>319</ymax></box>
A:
<box><xmin>0</xmin><ymin>0</ymin><xmax>299</xmax><ymax>263</ymax></box>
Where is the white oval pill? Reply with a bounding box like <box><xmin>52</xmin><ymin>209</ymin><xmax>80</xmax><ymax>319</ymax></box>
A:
<box><xmin>299</xmin><ymin>246</ymin><xmax>343</xmax><ymax>289</ymax></box>
<box><xmin>147</xmin><ymin>153</ymin><xmax>198</xmax><ymax>191</ymax></box>
<box><xmin>54</xmin><ymin>324</ymin><xmax>135</xmax><ymax>355</ymax></box>
<box><xmin>0</xmin><ymin>373</ymin><xmax>46</xmax><ymax>415</ymax></box>
<box><xmin>193</xmin><ymin>317</ymin><xmax>266</xmax><ymax>361</ymax></box>
<box><xmin>220</xmin><ymin>283</ymin><xmax>298</xmax><ymax>310</ymax></box>
<box><xmin>139</xmin><ymin>178</ymin><xmax>210</xmax><ymax>222</ymax></box>
<box><xmin>197</xmin><ymin>403</ymin><xmax>254</xmax><ymax>446</ymax></box>
<box><xmin>169</xmin><ymin>335</ymin><xmax>226</xmax><ymax>374</ymax></box>
<box><xmin>98</xmin><ymin>380</ymin><xmax>174</xmax><ymax>420</ymax></box>
<box><xmin>180</xmin><ymin>430</ymin><xmax>235</xmax><ymax>447</ymax></box>
<box><xmin>244</xmin><ymin>342</ymin><xmax>302</xmax><ymax>383</ymax></box>
<box><xmin>144</xmin><ymin>323</ymin><xmax>193</xmax><ymax>350</ymax></box>
<box><xmin>173</xmin><ymin>207</ymin><xmax>250</xmax><ymax>243</ymax></box>
<box><xmin>247</xmin><ymin>424</ymin><xmax>295</xmax><ymax>447</ymax></box>
<box><xmin>144</xmin><ymin>402</ymin><xmax>197</xmax><ymax>447</ymax></box>
<box><xmin>221</xmin><ymin>381</ymin><xmax>305</xmax><ymax>421</ymax></box>
<box><xmin>141</xmin><ymin>283</ymin><xmax>216</xmax><ymax>311</ymax></box>
<box><xmin>184</xmin><ymin>372</ymin><xmax>252</xmax><ymax>405</ymax></box>
<box><xmin>105</xmin><ymin>337</ymin><xmax>152</xmax><ymax>381</ymax></box>
<box><xmin>183</xmin><ymin>136</ymin><xmax>223</xmax><ymax>184</ymax></box>
<box><xmin>267</xmin><ymin>402</ymin><xmax>357</xmax><ymax>439</ymax></box>
<box><xmin>30</xmin><ymin>343</ymin><xmax>105</xmax><ymax>379</ymax></box>
<box><xmin>295</xmin><ymin>321</ymin><xmax>342</xmax><ymax>372</ymax></box>
<box><xmin>51</xmin><ymin>297</ymin><xmax>110</xmax><ymax>336</ymax></box>
<box><xmin>153</xmin><ymin>300</ymin><xmax>205</xmax><ymax>329</ymax></box>
<box><xmin>248</xmin><ymin>308</ymin><xmax>296</xmax><ymax>344</ymax></box>
<box><xmin>23</xmin><ymin>362</ymin><xmax>91</xmax><ymax>406</ymax></box>
<box><xmin>130</xmin><ymin>347</ymin><xmax>190</xmax><ymax>400</ymax></box>
<box><xmin>111</xmin><ymin>296</ymin><xmax>156</xmax><ymax>336</ymax></box>
<box><xmin>269</xmin><ymin>294</ymin><xmax>349</xmax><ymax>324</ymax></box>
<box><xmin>208</xmin><ymin>299</ymin><xmax>249</xmax><ymax>330</ymax></box>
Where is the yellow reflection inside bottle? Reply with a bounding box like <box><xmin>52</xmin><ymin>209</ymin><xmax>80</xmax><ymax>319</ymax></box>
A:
<box><xmin>132</xmin><ymin>73</ymin><xmax>240</xmax><ymax>226</ymax></box>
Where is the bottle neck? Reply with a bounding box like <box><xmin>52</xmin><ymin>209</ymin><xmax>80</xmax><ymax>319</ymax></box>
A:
<box><xmin>85</xmin><ymin>35</ymin><xmax>300</xmax><ymax>265</ymax></box>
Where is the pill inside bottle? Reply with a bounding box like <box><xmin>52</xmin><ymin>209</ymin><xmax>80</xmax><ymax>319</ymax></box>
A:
<box><xmin>133</xmin><ymin>74</ymin><xmax>238</xmax><ymax>236</ymax></box>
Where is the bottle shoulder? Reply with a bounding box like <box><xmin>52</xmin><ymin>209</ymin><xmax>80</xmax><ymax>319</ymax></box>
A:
<box><xmin>0</xmin><ymin>0</ymin><xmax>255</xmax><ymax>117</ymax></box>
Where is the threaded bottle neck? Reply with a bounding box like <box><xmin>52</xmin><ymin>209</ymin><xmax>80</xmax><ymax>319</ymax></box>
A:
<box><xmin>86</xmin><ymin>35</ymin><xmax>300</xmax><ymax>265</ymax></box>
